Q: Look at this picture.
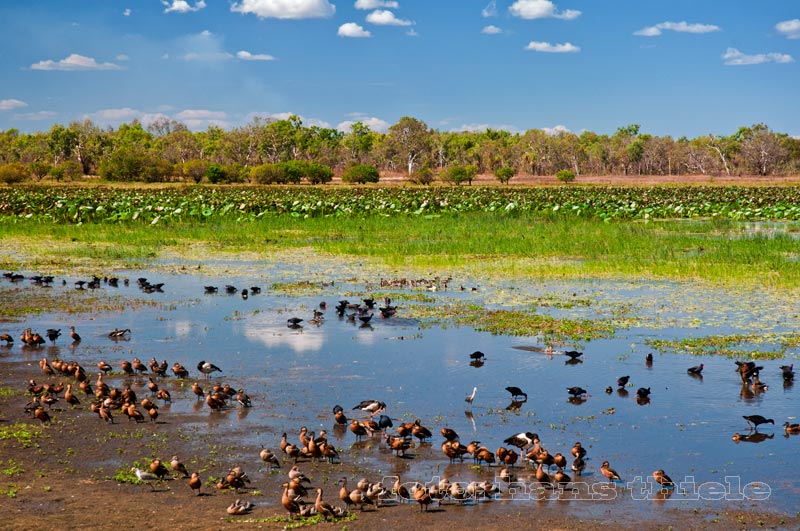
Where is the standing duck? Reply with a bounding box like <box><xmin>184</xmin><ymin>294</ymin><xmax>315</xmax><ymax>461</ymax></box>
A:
<box><xmin>601</xmin><ymin>461</ymin><xmax>623</xmax><ymax>482</ymax></box>
<box><xmin>652</xmin><ymin>469</ymin><xmax>674</xmax><ymax>488</ymax></box>
<box><xmin>197</xmin><ymin>360</ymin><xmax>222</xmax><ymax>380</ymax></box>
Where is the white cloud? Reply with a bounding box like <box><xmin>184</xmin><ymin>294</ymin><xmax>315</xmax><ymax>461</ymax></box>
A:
<box><xmin>172</xmin><ymin>30</ymin><xmax>234</xmax><ymax>62</ymax></box>
<box><xmin>140</xmin><ymin>113</ymin><xmax>172</xmax><ymax>126</ymax></box>
<box><xmin>336</xmin><ymin>116</ymin><xmax>389</xmax><ymax>132</ymax></box>
<box><xmin>355</xmin><ymin>0</ymin><xmax>399</xmax><ymax>9</ymax></box>
<box><xmin>542</xmin><ymin>124</ymin><xmax>571</xmax><ymax>135</ymax></box>
<box><xmin>482</xmin><ymin>0</ymin><xmax>497</xmax><ymax>18</ymax></box>
<box><xmin>482</xmin><ymin>25</ymin><xmax>502</xmax><ymax>35</ymax></box>
<box><xmin>30</xmin><ymin>54</ymin><xmax>122</xmax><ymax>71</ymax></box>
<box><xmin>175</xmin><ymin>109</ymin><xmax>227</xmax><ymax>121</ymax></box>
<box><xmin>452</xmin><ymin>123</ymin><xmax>520</xmax><ymax>133</ymax></box>
<box><xmin>634</xmin><ymin>21</ymin><xmax>721</xmax><ymax>37</ymax></box>
<box><xmin>722</xmin><ymin>47</ymin><xmax>793</xmax><ymax>66</ymax></box>
<box><xmin>237</xmin><ymin>50</ymin><xmax>276</xmax><ymax>61</ymax></box>
<box><xmin>182</xmin><ymin>52</ymin><xmax>234</xmax><ymax>61</ymax></box>
<box><xmin>406</xmin><ymin>28</ymin><xmax>418</xmax><ymax>36</ymax></box>
<box><xmin>509</xmin><ymin>0</ymin><xmax>580</xmax><ymax>21</ymax></box>
<box><xmin>245</xmin><ymin>112</ymin><xmax>330</xmax><ymax>128</ymax></box>
<box><xmin>366</xmin><ymin>9</ymin><xmax>414</xmax><ymax>26</ymax></box>
<box><xmin>525</xmin><ymin>41</ymin><xmax>580</xmax><ymax>53</ymax></box>
<box><xmin>776</xmin><ymin>19</ymin><xmax>800</xmax><ymax>39</ymax></box>
<box><xmin>87</xmin><ymin>108</ymin><xmax>140</xmax><ymax>121</ymax></box>
<box><xmin>163</xmin><ymin>0</ymin><xmax>206</xmax><ymax>13</ymax></box>
<box><xmin>116</xmin><ymin>54</ymin><xmax>130</xmax><ymax>61</ymax></box>
<box><xmin>338</xmin><ymin>22</ymin><xmax>372</xmax><ymax>38</ymax></box>
<box><xmin>0</xmin><ymin>99</ymin><xmax>27</xmax><ymax>111</ymax></box>
<box><xmin>231</xmin><ymin>0</ymin><xmax>335</xmax><ymax>19</ymax></box>
<box><xmin>123</xmin><ymin>8</ymin><xmax>131</xmax><ymax>16</ymax></box>
<box><xmin>14</xmin><ymin>111</ymin><xmax>57</xmax><ymax>121</ymax></box>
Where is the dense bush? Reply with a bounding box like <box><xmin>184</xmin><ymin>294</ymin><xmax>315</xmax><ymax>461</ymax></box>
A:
<box><xmin>410</xmin><ymin>167</ymin><xmax>433</xmax><ymax>185</ymax></box>
<box><xmin>98</xmin><ymin>148</ymin><xmax>172</xmax><ymax>182</ymax></box>
<box><xmin>306</xmin><ymin>163</ymin><xmax>333</xmax><ymax>184</ymax></box>
<box><xmin>443</xmin><ymin>165</ymin><xmax>478</xmax><ymax>185</ymax></box>
<box><xmin>341</xmin><ymin>164</ymin><xmax>380</xmax><ymax>184</ymax></box>
<box><xmin>180</xmin><ymin>159</ymin><xmax>211</xmax><ymax>183</ymax></box>
<box><xmin>206</xmin><ymin>163</ymin><xmax>227</xmax><ymax>184</ymax></box>
<box><xmin>28</xmin><ymin>161</ymin><xmax>52</xmax><ymax>181</ymax></box>
<box><xmin>494</xmin><ymin>166</ymin><xmax>516</xmax><ymax>184</ymax></box>
<box><xmin>250</xmin><ymin>164</ymin><xmax>286</xmax><ymax>184</ymax></box>
<box><xmin>0</xmin><ymin>163</ymin><xmax>29</xmax><ymax>184</ymax></box>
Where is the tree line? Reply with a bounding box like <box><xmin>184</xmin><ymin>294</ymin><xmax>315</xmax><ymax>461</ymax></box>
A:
<box><xmin>0</xmin><ymin>116</ymin><xmax>798</xmax><ymax>184</ymax></box>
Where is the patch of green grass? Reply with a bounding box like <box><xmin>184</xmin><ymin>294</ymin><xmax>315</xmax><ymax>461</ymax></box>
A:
<box><xmin>647</xmin><ymin>334</ymin><xmax>793</xmax><ymax>359</ymax></box>
<box><xmin>0</xmin><ymin>484</ymin><xmax>18</xmax><ymax>498</ymax></box>
<box><xmin>0</xmin><ymin>459</ymin><xmax>24</xmax><ymax>476</ymax></box>
<box><xmin>228</xmin><ymin>513</ymin><xmax>357</xmax><ymax>529</ymax></box>
<box><xmin>0</xmin><ymin>423</ymin><xmax>43</xmax><ymax>448</ymax></box>
<box><xmin>0</xmin><ymin>387</ymin><xmax>16</xmax><ymax>398</ymax></box>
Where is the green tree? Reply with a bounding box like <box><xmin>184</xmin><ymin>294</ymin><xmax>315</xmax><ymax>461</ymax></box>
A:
<box><xmin>494</xmin><ymin>166</ymin><xmax>516</xmax><ymax>184</ymax></box>
<box><xmin>341</xmin><ymin>164</ymin><xmax>380</xmax><ymax>183</ymax></box>
<box><xmin>180</xmin><ymin>159</ymin><xmax>211</xmax><ymax>183</ymax></box>
<box><xmin>385</xmin><ymin>117</ymin><xmax>430</xmax><ymax>178</ymax></box>
<box><xmin>556</xmin><ymin>169</ymin><xmax>576</xmax><ymax>183</ymax></box>
<box><xmin>343</xmin><ymin>122</ymin><xmax>376</xmax><ymax>164</ymax></box>
<box><xmin>0</xmin><ymin>162</ymin><xmax>29</xmax><ymax>183</ymax></box>
<box><xmin>306</xmin><ymin>163</ymin><xmax>333</xmax><ymax>184</ymax></box>
<box><xmin>206</xmin><ymin>163</ymin><xmax>227</xmax><ymax>184</ymax></box>
<box><xmin>98</xmin><ymin>147</ymin><xmax>171</xmax><ymax>182</ymax></box>
<box><xmin>443</xmin><ymin>165</ymin><xmax>477</xmax><ymax>185</ymax></box>
<box><xmin>250</xmin><ymin>163</ymin><xmax>286</xmax><ymax>184</ymax></box>
<box><xmin>28</xmin><ymin>161</ymin><xmax>52</xmax><ymax>181</ymax></box>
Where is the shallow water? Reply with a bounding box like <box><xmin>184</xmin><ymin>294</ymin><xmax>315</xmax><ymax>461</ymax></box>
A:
<box><xmin>3</xmin><ymin>267</ymin><xmax>799</xmax><ymax>518</ymax></box>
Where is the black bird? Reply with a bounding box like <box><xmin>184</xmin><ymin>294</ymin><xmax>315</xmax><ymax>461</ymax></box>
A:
<box><xmin>250</xmin><ymin>286</ymin><xmax>261</xmax><ymax>294</ymax></box>
<box><xmin>45</xmin><ymin>329</ymin><xmax>61</xmax><ymax>344</ymax></box>
<box><xmin>617</xmin><ymin>375</ymin><xmax>630</xmax><ymax>388</ymax></box>
<box><xmin>197</xmin><ymin>360</ymin><xmax>222</xmax><ymax>380</ymax></box>
<box><xmin>505</xmin><ymin>386</ymin><xmax>527</xmax><ymax>400</ymax></box>
<box><xmin>376</xmin><ymin>414</ymin><xmax>393</xmax><ymax>431</ymax></box>
<box><xmin>564</xmin><ymin>350</ymin><xmax>583</xmax><ymax>360</ymax></box>
<box><xmin>780</xmin><ymin>363</ymin><xmax>794</xmax><ymax>381</ymax></box>
<box><xmin>287</xmin><ymin>317</ymin><xmax>303</xmax><ymax>327</ymax></box>
<box><xmin>687</xmin><ymin>363</ymin><xmax>704</xmax><ymax>375</ymax></box>
<box><xmin>636</xmin><ymin>387</ymin><xmax>651</xmax><ymax>399</ymax></box>
<box><xmin>567</xmin><ymin>386</ymin><xmax>588</xmax><ymax>398</ymax></box>
<box><xmin>645</xmin><ymin>353</ymin><xmax>654</xmax><ymax>365</ymax></box>
<box><xmin>743</xmin><ymin>415</ymin><xmax>774</xmax><ymax>430</ymax></box>
<box><xmin>204</xmin><ymin>286</ymin><xmax>218</xmax><ymax>293</ymax></box>
<box><xmin>363</xmin><ymin>298</ymin><xmax>376</xmax><ymax>309</ymax></box>
<box><xmin>241</xmin><ymin>288</ymin><xmax>248</xmax><ymax>300</ymax></box>
<box><xmin>469</xmin><ymin>351</ymin><xmax>485</xmax><ymax>361</ymax></box>
<box><xmin>224</xmin><ymin>285</ymin><xmax>237</xmax><ymax>294</ymax></box>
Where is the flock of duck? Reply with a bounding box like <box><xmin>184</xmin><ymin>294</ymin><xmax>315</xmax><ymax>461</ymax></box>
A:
<box><xmin>2</xmin><ymin>270</ymin><xmax>799</xmax><ymax>522</ymax></box>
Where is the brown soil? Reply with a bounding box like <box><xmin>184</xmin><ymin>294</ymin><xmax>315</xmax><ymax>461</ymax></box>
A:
<box><xmin>0</xmin><ymin>353</ymin><xmax>795</xmax><ymax>531</ymax></box>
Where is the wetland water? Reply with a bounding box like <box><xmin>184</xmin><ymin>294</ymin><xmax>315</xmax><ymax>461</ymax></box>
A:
<box><xmin>2</xmin><ymin>263</ymin><xmax>799</xmax><ymax>521</ymax></box>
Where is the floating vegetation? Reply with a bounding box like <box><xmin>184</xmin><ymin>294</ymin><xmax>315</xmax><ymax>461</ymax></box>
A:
<box><xmin>646</xmin><ymin>333</ymin><xmax>800</xmax><ymax>359</ymax></box>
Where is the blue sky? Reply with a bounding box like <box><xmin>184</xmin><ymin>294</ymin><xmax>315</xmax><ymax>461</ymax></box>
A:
<box><xmin>0</xmin><ymin>0</ymin><xmax>798</xmax><ymax>137</ymax></box>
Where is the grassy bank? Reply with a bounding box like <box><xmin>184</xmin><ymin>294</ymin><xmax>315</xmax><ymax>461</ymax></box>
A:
<box><xmin>2</xmin><ymin>214</ymin><xmax>798</xmax><ymax>289</ymax></box>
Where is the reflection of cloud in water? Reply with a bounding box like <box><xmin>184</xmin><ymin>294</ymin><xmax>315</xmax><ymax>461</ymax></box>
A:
<box><xmin>173</xmin><ymin>320</ymin><xmax>193</xmax><ymax>338</ymax></box>
<box><xmin>244</xmin><ymin>314</ymin><xmax>324</xmax><ymax>353</ymax></box>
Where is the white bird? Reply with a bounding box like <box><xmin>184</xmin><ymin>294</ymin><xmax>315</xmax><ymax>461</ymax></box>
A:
<box><xmin>465</xmin><ymin>387</ymin><xmax>477</xmax><ymax>409</ymax></box>
<box><xmin>131</xmin><ymin>467</ymin><xmax>159</xmax><ymax>491</ymax></box>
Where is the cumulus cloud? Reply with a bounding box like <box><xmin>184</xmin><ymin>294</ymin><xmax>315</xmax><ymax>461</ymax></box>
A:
<box><xmin>338</xmin><ymin>22</ymin><xmax>372</xmax><ymax>38</ymax></box>
<box><xmin>116</xmin><ymin>54</ymin><xmax>130</xmax><ymax>61</ymax></box>
<box><xmin>174</xmin><ymin>109</ymin><xmax>230</xmax><ymax>129</ymax></box>
<box><xmin>776</xmin><ymin>19</ymin><xmax>800</xmax><ymax>39</ymax></box>
<box><xmin>355</xmin><ymin>0</ymin><xmax>399</xmax><ymax>9</ymax></box>
<box><xmin>525</xmin><ymin>41</ymin><xmax>580</xmax><ymax>53</ymax></box>
<box><xmin>481</xmin><ymin>25</ymin><xmax>502</xmax><ymax>35</ymax></box>
<box><xmin>0</xmin><ymin>99</ymin><xmax>27</xmax><ymax>111</ymax></box>
<box><xmin>452</xmin><ymin>123</ymin><xmax>519</xmax><ymax>133</ymax></box>
<box><xmin>236</xmin><ymin>50</ymin><xmax>275</xmax><ymax>60</ymax></box>
<box><xmin>123</xmin><ymin>8</ymin><xmax>131</xmax><ymax>16</ymax></box>
<box><xmin>172</xmin><ymin>30</ymin><xmax>234</xmax><ymax>61</ymax></box>
<box><xmin>366</xmin><ymin>9</ymin><xmax>414</xmax><ymax>26</ymax></box>
<box><xmin>482</xmin><ymin>0</ymin><xmax>497</xmax><ymax>18</ymax></box>
<box><xmin>231</xmin><ymin>0</ymin><xmax>335</xmax><ymax>19</ymax></box>
<box><xmin>509</xmin><ymin>0</ymin><xmax>580</xmax><ymax>21</ymax></box>
<box><xmin>163</xmin><ymin>0</ymin><xmax>206</xmax><ymax>13</ymax></box>
<box><xmin>336</xmin><ymin>116</ymin><xmax>390</xmax><ymax>132</ymax></box>
<box><xmin>634</xmin><ymin>21</ymin><xmax>720</xmax><ymax>37</ymax></box>
<box><xmin>722</xmin><ymin>47</ymin><xmax>793</xmax><ymax>66</ymax></box>
<box><xmin>245</xmin><ymin>111</ymin><xmax>331</xmax><ymax>128</ymax></box>
<box><xmin>14</xmin><ymin>111</ymin><xmax>57</xmax><ymax>121</ymax></box>
<box><xmin>30</xmin><ymin>54</ymin><xmax>122</xmax><ymax>71</ymax></box>
<box><xmin>542</xmin><ymin>124</ymin><xmax>571</xmax><ymax>135</ymax></box>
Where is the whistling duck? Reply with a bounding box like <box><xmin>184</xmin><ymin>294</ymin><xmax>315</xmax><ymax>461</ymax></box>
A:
<box><xmin>227</xmin><ymin>499</ymin><xmax>254</xmax><ymax>515</ymax></box>
<box><xmin>412</xmin><ymin>419</ymin><xmax>432</xmax><ymax>442</ymax></box>
<box><xmin>605</xmin><ymin>386</ymin><xmax>613</xmax><ymax>394</ymax></box>
<box><xmin>553</xmin><ymin>452</ymin><xmax>567</xmax><ymax>469</ymax></box>
<box><xmin>172</xmin><ymin>363</ymin><xmax>189</xmax><ymax>379</ymax></box>
<box><xmin>126</xmin><ymin>405</ymin><xmax>145</xmax><ymax>423</ymax></box>
<box><xmin>442</xmin><ymin>440</ymin><xmax>468</xmax><ymax>463</ymax></box>
<box><xmin>259</xmin><ymin>447</ymin><xmax>280</xmax><ymax>469</ymax></box>
<box><xmin>505</xmin><ymin>386</ymin><xmax>528</xmax><ymax>400</ymax></box>
<box><xmin>156</xmin><ymin>389</ymin><xmax>171</xmax><ymax>402</ymax></box>
<box><xmin>504</xmin><ymin>432</ymin><xmax>539</xmax><ymax>450</ymax></box>
<box><xmin>31</xmin><ymin>332</ymin><xmax>46</xmax><ymax>346</ymax></box>
<box><xmin>148</xmin><ymin>407</ymin><xmax>158</xmax><ymax>422</ymax></box>
<box><xmin>732</xmin><ymin>431</ymin><xmax>774</xmax><ymax>443</ymax></box>
<box><xmin>64</xmin><ymin>384</ymin><xmax>80</xmax><ymax>407</ymax></box>
<box><xmin>236</xmin><ymin>389</ymin><xmax>252</xmax><ymax>407</ymax></box>
<box><xmin>687</xmin><ymin>363</ymin><xmax>704</xmax><ymax>375</ymax></box>
<box><xmin>617</xmin><ymin>375</ymin><xmax>630</xmax><ymax>387</ymax></box>
<box><xmin>333</xmin><ymin>404</ymin><xmax>347</xmax><ymax>425</ymax></box>
<box><xmin>567</xmin><ymin>386</ymin><xmax>588</xmax><ymax>398</ymax></box>
<box><xmin>571</xmin><ymin>455</ymin><xmax>586</xmax><ymax>473</ymax></box>
<box><xmin>474</xmin><ymin>446</ymin><xmax>495</xmax><ymax>465</ymax></box>
<box><xmin>554</xmin><ymin>468</ymin><xmax>571</xmax><ymax>487</ymax></box>
<box><xmin>131</xmin><ymin>468</ymin><xmax>159</xmax><ymax>491</ymax></box>
<box><xmin>0</xmin><ymin>333</ymin><xmax>13</xmax><ymax>344</ymax></box>
<box><xmin>45</xmin><ymin>328</ymin><xmax>61</xmax><ymax>344</ymax></box>
<box><xmin>150</xmin><ymin>459</ymin><xmax>169</xmax><ymax>479</ymax></box>
<box><xmin>783</xmin><ymin>422</ymin><xmax>800</xmax><ymax>434</ymax></box>
<box><xmin>414</xmin><ymin>486</ymin><xmax>433</xmax><ymax>512</ymax></box>
<box><xmin>206</xmin><ymin>392</ymin><xmax>225</xmax><ymax>412</ymax></box>
<box><xmin>652</xmin><ymin>469</ymin><xmax>674</xmax><ymax>487</ymax></box>
<box><xmin>99</xmin><ymin>404</ymin><xmax>113</xmax><ymax>423</ymax></box>
<box><xmin>96</xmin><ymin>361</ymin><xmax>112</xmax><ymax>374</ymax></box>
<box><xmin>386</xmin><ymin>434</ymin><xmax>413</xmax><ymax>457</ymax></box>
<box><xmin>284</xmin><ymin>441</ymin><xmax>302</xmax><ymax>463</ymax></box>
<box><xmin>315</xmin><ymin>488</ymin><xmax>337</xmax><ymax>521</ymax></box>
<box><xmin>188</xmin><ymin>472</ymin><xmax>201</xmax><ymax>495</ymax></box>
<box><xmin>571</xmin><ymin>442</ymin><xmax>587</xmax><ymax>459</ymax></box>
<box><xmin>465</xmin><ymin>387</ymin><xmax>477</xmax><ymax>408</ymax></box>
<box><xmin>40</xmin><ymin>358</ymin><xmax>54</xmax><ymax>376</ymax></box>
<box><xmin>441</xmin><ymin>427</ymin><xmax>459</xmax><ymax>441</ymax></box>
<box><xmin>147</xmin><ymin>377</ymin><xmax>159</xmax><ymax>395</ymax></box>
<box><xmin>191</xmin><ymin>382</ymin><xmax>204</xmax><ymax>400</ymax></box>
<box><xmin>69</xmin><ymin>326</ymin><xmax>81</xmax><ymax>343</ymax></box>
<box><xmin>535</xmin><ymin>462</ymin><xmax>552</xmax><ymax>486</ymax></box>
<box><xmin>132</xmin><ymin>358</ymin><xmax>148</xmax><ymax>374</ymax></box>
<box><xmin>197</xmin><ymin>360</ymin><xmax>222</xmax><ymax>379</ymax></box>
<box><xmin>169</xmin><ymin>456</ymin><xmax>189</xmax><ymax>478</ymax></box>
<box><xmin>601</xmin><ymin>461</ymin><xmax>623</xmax><ymax>482</ymax></box>
<box><xmin>282</xmin><ymin>482</ymin><xmax>304</xmax><ymax>519</ymax></box>
<box><xmin>120</xmin><ymin>360</ymin><xmax>133</xmax><ymax>375</ymax></box>
<box><xmin>352</xmin><ymin>399</ymin><xmax>385</xmax><ymax>416</ymax></box>
<box><xmin>743</xmin><ymin>415</ymin><xmax>774</xmax><ymax>430</ymax></box>
<box><xmin>34</xmin><ymin>405</ymin><xmax>51</xmax><ymax>423</ymax></box>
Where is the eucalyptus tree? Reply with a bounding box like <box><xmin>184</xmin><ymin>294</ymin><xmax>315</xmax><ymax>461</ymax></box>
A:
<box><xmin>385</xmin><ymin>116</ymin><xmax>431</xmax><ymax>177</ymax></box>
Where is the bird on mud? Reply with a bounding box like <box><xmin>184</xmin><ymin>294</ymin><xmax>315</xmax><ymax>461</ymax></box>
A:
<box><xmin>352</xmin><ymin>399</ymin><xmax>385</xmax><ymax>416</ymax></box>
<box><xmin>131</xmin><ymin>468</ymin><xmax>160</xmax><ymax>491</ymax></box>
<box><xmin>743</xmin><ymin>415</ymin><xmax>774</xmax><ymax>431</ymax></box>
<box><xmin>197</xmin><ymin>360</ymin><xmax>222</xmax><ymax>380</ymax></box>
<box><xmin>503</xmin><ymin>431</ymin><xmax>538</xmax><ymax>450</ymax></box>
<box><xmin>600</xmin><ymin>461</ymin><xmax>623</xmax><ymax>482</ymax></box>
<box><xmin>652</xmin><ymin>469</ymin><xmax>675</xmax><ymax>488</ymax></box>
